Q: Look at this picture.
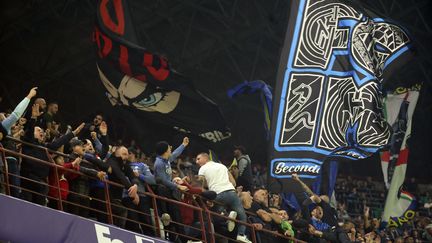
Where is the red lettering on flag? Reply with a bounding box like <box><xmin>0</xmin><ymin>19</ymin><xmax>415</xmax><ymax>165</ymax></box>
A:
<box><xmin>94</xmin><ymin>28</ymin><xmax>113</xmax><ymax>58</ymax></box>
<box><xmin>143</xmin><ymin>53</ymin><xmax>169</xmax><ymax>81</ymax></box>
<box><xmin>119</xmin><ymin>45</ymin><xmax>132</xmax><ymax>75</ymax></box>
<box><xmin>100</xmin><ymin>0</ymin><xmax>125</xmax><ymax>36</ymax></box>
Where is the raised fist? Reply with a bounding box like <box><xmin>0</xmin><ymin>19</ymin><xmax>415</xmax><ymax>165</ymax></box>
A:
<box><xmin>182</xmin><ymin>137</ymin><xmax>189</xmax><ymax>146</ymax></box>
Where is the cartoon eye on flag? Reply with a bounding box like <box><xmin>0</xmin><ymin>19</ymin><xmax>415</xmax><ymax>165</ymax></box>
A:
<box><xmin>268</xmin><ymin>0</ymin><xmax>413</xmax><ymax>193</ymax></box>
<box><xmin>93</xmin><ymin>0</ymin><xmax>231</xmax><ymax>144</ymax></box>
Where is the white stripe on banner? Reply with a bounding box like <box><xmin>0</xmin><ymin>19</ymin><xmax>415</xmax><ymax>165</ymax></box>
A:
<box><xmin>381</xmin><ymin>89</ymin><xmax>420</xmax><ymax>226</ymax></box>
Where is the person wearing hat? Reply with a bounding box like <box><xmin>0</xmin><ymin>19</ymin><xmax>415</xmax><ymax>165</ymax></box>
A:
<box><xmin>65</xmin><ymin>137</ymin><xmax>107</xmax><ymax>218</ymax></box>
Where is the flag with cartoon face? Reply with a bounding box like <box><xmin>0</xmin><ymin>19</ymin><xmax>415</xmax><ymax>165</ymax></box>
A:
<box><xmin>94</xmin><ymin>0</ymin><xmax>230</xmax><ymax>144</ymax></box>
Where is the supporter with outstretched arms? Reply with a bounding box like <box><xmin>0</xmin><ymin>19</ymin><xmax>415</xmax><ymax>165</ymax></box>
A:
<box><xmin>20</xmin><ymin>101</ymin><xmax>82</xmax><ymax>205</ymax></box>
<box><xmin>153</xmin><ymin>137</ymin><xmax>190</xmax><ymax>241</ymax></box>
<box><xmin>65</xmin><ymin>137</ymin><xmax>107</xmax><ymax>218</ymax></box>
<box><xmin>83</xmin><ymin>121</ymin><xmax>112</xmax><ymax>222</ymax></box>
<box><xmin>292</xmin><ymin>173</ymin><xmax>339</xmax><ymax>242</ymax></box>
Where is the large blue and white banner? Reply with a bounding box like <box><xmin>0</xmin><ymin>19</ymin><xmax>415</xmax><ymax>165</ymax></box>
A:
<box><xmin>0</xmin><ymin>194</ymin><xmax>168</xmax><ymax>243</ymax></box>
<box><xmin>268</xmin><ymin>0</ymin><xmax>413</xmax><ymax>193</ymax></box>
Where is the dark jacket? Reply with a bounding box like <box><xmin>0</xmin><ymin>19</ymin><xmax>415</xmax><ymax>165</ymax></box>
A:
<box><xmin>237</xmin><ymin>154</ymin><xmax>253</xmax><ymax>191</ymax></box>
<box><xmin>66</xmin><ymin>153</ymin><xmax>103</xmax><ymax>195</ymax></box>
<box><xmin>106</xmin><ymin>155</ymin><xmax>138</xmax><ymax>200</ymax></box>
<box><xmin>21</xmin><ymin>118</ymin><xmax>74</xmax><ymax>179</ymax></box>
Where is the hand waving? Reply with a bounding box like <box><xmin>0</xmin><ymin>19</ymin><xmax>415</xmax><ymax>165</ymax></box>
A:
<box><xmin>31</xmin><ymin>104</ymin><xmax>43</xmax><ymax>118</ymax></box>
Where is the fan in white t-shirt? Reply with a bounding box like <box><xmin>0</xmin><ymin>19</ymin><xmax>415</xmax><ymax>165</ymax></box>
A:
<box><xmin>195</xmin><ymin>152</ymin><xmax>252</xmax><ymax>243</ymax></box>
<box><xmin>197</xmin><ymin>159</ymin><xmax>235</xmax><ymax>194</ymax></box>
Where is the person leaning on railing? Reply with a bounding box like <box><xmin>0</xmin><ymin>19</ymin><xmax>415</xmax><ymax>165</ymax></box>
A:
<box><xmin>195</xmin><ymin>152</ymin><xmax>252</xmax><ymax>243</ymax></box>
<box><xmin>122</xmin><ymin>148</ymin><xmax>157</xmax><ymax>236</ymax></box>
<box><xmin>82</xmin><ymin>121</ymin><xmax>111</xmax><ymax>222</ymax></box>
<box><xmin>105</xmin><ymin>146</ymin><xmax>139</xmax><ymax>228</ymax></box>
<box><xmin>248</xmin><ymin>189</ymin><xmax>285</xmax><ymax>243</ymax></box>
<box><xmin>65</xmin><ymin>137</ymin><xmax>107</xmax><ymax>218</ymax></box>
<box><xmin>47</xmin><ymin>155</ymin><xmax>80</xmax><ymax>210</ymax></box>
<box><xmin>172</xmin><ymin>176</ymin><xmax>218</xmax><ymax>240</ymax></box>
<box><xmin>20</xmin><ymin>101</ymin><xmax>84</xmax><ymax>206</ymax></box>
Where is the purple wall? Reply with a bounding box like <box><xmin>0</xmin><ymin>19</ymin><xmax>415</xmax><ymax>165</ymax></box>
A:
<box><xmin>0</xmin><ymin>194</ymin><xmax>169</xmax><ymax>243</ymax></box>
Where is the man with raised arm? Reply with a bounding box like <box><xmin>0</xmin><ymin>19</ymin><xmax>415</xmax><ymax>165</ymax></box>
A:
<box><xmin>196</xmin><ymin>152</ymin><xmax>252</xmax><ymax>243</ymax></box>
<box><xmin>21</xmin><ymin>100</ymin><xmax>85</xmax><ymax>205</ymax></box>
<box><xmin>0</xmin><ymin>87</ymin><xmax>37</xmax><ymax>195</ymax></box>
<box><xmin>153</xmin><ymin>137</ymin><xmax>189</xmax><ymax>242</ymax></box>
<box><xmin>291</xmin><ymin>173</ymin><xmax>339</xmax><ymax>242</ymax></box>
<box><xmin>0</xmin><ymin>87</ymin><xmax>37</xmax><ymax>142</ymax></box>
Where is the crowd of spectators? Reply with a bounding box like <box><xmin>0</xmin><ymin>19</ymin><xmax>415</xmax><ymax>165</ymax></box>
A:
<box><xmin>0</xmin><ymin>88</ymin><xmax>432</xmax><ymax>243</ymax></box>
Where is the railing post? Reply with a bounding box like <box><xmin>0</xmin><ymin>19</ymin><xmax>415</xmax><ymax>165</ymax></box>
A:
<box><xmin>197</xmin><ymin>207</ymin><xmax>207</xmax><ymax>243</ymax></box>
<box><xmin>45</xmin><ymin>149</ymin><xmax>63</xmax><ymax>211</ymax></box>
<box><xmin>1</xmin><ymin>138</ymin><xmax>312</xmax><ymax>243</ymax></box>
<box><xmin>104</xmin><ymin>181</ymin><xmax>113</xmax><ymax>224</ymax></box>
<box><xmin>54</xmin><ymin>165</ymin><xmax>63</xmax><ymax>211</ymax></box>
<box><xmin>0</xmin><ymin>145</ymin><xmax>11</xmax><ymax>196</ymax></box>
<box><xmin>201</xmin><ymin>201</ymin><xmax>215</xmax><ymax>243</ymax></box>
<box><xmin>146</xmin><ymin>185</ymin><xmax>161</xmax><ymax>237</ymax></box>
<box><xmin>250</xmin><ymin>223</ymin><xmax>257</xmax><ymax>243</ymax></box>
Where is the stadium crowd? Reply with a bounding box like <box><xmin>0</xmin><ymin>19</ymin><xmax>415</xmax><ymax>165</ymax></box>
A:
<box><xmin>0</xmin><ymin>88</ymin><xmax>432</xmax><ymax>243</ymax></box>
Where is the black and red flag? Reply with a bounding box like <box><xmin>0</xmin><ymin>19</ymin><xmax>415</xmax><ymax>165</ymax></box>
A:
<box><xmin>93</xmin><ymin>0</ymin><xmax>231</xmax><ymax>144</ymax></box>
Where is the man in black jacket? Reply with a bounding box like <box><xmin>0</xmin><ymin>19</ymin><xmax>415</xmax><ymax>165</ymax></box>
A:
<box><xmin>20</xmin><ymin>103</ymin><xmax>85</xmax><ymax>205</ymax></box>
<box><xmin>106</xmin><ymin>146</ymin><xmax>139</xmax><ymax>228</ymax></box>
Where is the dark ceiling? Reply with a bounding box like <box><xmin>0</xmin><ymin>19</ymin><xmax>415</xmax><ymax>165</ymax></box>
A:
<box><xmin>0</xmin><ymin>0</ymin><xmax>431</xmax><ymax>178</ymax></box>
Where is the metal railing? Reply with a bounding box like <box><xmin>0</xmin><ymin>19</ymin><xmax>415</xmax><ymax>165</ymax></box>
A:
<box><xmin>0</xmin><ymin>136</ymin><xmax>305</xmax><ymax>243</ymax></box>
